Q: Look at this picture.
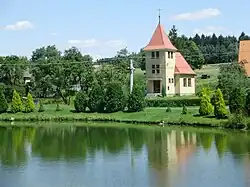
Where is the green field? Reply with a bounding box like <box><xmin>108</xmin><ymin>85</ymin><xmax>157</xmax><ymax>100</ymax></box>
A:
<box><xmin>0</xmin><ymin>104</ymin><xmax>227</xmax><ymax>127</ymax></box>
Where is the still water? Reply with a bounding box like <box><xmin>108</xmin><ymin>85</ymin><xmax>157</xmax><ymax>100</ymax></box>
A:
<box><xmin>0</xmin><ymin>123</ymin><xmax>250</xmax><ymax>187</ymax></box>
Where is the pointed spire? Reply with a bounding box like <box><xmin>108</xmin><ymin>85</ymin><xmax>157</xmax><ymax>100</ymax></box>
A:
<box><xmin>158</xmin><ymin>8</ymin><xmax>162</xmax><ymax>24</ymax></box>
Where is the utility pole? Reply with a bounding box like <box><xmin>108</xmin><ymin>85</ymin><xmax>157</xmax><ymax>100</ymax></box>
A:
<box><xmin>129</xmin><ymin>59</ymin><xmax>135</xmax><ymax>94</ymax></box>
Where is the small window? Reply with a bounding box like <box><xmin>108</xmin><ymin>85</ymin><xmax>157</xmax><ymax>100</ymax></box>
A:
<box><xmin>183</xmin><ymin>78</ymin><xmax>187</xmax><ymax>87</ymax></box>
<box><xmin>156</xmin><ymin>51</ymin><xmax>159</xmax><ymax>58</ymax></box>
<box><xmin>171</xmin><ymin>52</ymin><xmax>173</xmax><ymax>59</ymax></box>
<box><xmin>188</xmin><ymin>78</ymin><xmax>191</xmax><ymax>87</ymax></box>
<box><xmin>152</xmin><ymin>69</ymin><xmax>155</xmax><ymax>74</ymax></box>
<box><xmin>169</xmin><ymin>78</ymin><xmax>171</xmax><ymax>83</ymax></box>
<box><xmin>151</xmin><ymin>52</ymin><xmax>155</xmax><ymax>58</ymax></box>
<box><xmin>168</xmin><ymin>51</ymin><xmax>170</xmax><ymax>58</ymax></box>
<box><xmin>156</xmin><ymin>69</ymin><xmax>160</xmax><ymax>73</ymax></box>
<box><xmin>172</xmin><ymin>78</ymin><xmax>174</xmax><ymax>83</ymax></box>
<box><xmin>152</xmin><ymin>64</ymin><xmax>155</xmax><ymax>68</ymax></box>
<box><xmin>156</xmin><ymin>64</ymin><xmax>160</xmax><ymax>68</ymax></box>
<box><xmin>168</xmin><ymin>86</ymin><xmax>170</xmax><ymax>90</ymax></box>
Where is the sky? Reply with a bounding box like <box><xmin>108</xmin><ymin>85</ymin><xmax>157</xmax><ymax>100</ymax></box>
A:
<box><xmin>0</xmin><ymin>0</ymin><xmax>249</xmax><ymax>60</ymax></box>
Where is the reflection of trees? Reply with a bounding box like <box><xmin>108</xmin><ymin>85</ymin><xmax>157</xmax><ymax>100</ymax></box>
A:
<box><xmin>0</xmin><ymin>127</ymin><xmax>29</xmax><ymax>167</ymax></box>
<box><xmin>214</xmin><ymin>134</ymin><xmax>227</xmax><ymax>158</ymax></box>
<box><xmin>199</xmin><ymin>133</ymin><xmax>213</xmax><ymax>153</ymax></box>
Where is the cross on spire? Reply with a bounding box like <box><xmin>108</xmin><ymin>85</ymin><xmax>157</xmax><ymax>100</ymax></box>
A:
<box><xmin>158</xmin><ymin>8</ymin><xmax>162</xmax><ymax>24</ymax></box>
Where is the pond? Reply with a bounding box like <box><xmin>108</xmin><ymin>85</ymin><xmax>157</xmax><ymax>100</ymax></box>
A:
<box><xmin>0</xmin><ymin>122</ymin><xmax>250</xmax><ymax>187</ymax></box>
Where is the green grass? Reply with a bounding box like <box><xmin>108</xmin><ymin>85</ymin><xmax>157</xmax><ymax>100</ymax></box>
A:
<box><xmin>0</xmin><ymin>104</ymin><xmax>228</xmax><ymax>127</ymax></box>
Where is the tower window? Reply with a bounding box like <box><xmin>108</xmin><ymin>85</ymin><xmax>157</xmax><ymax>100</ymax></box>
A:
<box><xmin>152</xmin><ymin>64</ymin><xmax>160</xmax><ymax>74</ymax></box>
<box><xmin>188</xmin><ymin>78</ymin><xmax>191</xmax><ymax>87</ymax></box>
<box><xmin>151</xmin><ymin>52</ymin><xmax>155</xmax><ymax>58</ymax></box>
<box><xmin>172</xmin><ymin>78</ymin><xmax>174</xmax><ymax>83</ymax></box>
<box><xmin>152</xmin><ymin>65</ymin><xmax>155</xmax><ymax>69</ymax></box>
<box><xmin>171</xmin><ymin>52</ymin><xmax>173</xmax><ymax>59</ymax></box>
<box><xmin>152</xmin><ymin>69</ymin><xmax>155</xmax><ymax>74</ymax></box>
<box><xmin>183</xmin><ymin>78</ymin><xmax>187</xmax><ymax>87</ymax></box>
<box><xmin>168</xmin><ymin>51</ymin><xmax>170</xmax><ymax>58</ymax></box>
<box><xmin>156</xmin><ymin>51</ymin><xmax>159</xmax><ymax>58</ymax></box>
<box><xmin>169</xmin><ymin>78</ymin><xmax>171</xmax><ymax>83</ymax></box>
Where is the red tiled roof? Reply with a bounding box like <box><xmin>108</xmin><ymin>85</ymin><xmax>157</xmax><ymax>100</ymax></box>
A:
<box><xmin>174</xmin><ymin>52</ymin><xmax>196</xmax><ymax>75</ymax></box>
<box><xmin>143</xmin><ymin>24</ymin><xmax>177</xmax><ymax>51</ymax></box>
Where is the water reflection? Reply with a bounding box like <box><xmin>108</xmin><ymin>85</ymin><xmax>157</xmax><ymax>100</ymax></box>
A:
<box><xmin>0</xmin><ymin>125</ymin><xmax>250</xmax><ymax>187</ymax></box>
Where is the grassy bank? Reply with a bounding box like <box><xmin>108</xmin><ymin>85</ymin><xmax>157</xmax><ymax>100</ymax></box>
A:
<box><xmin>0</xmin><ymin>104</ymin><xmax>229</xmax><ymax>128</ymax></box>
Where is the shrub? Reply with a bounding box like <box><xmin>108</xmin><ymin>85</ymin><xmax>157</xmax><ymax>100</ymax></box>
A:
<box><xmin>161</xmin><ymin>85</ymin><xmax>166</xmax><ymax>97</ymax></box>
<box><xmin>103</xmin><ymin>81</ymin><xmax>126</xmax><ymax>113</ymax></box>
<box><xmin>0</xmin><ymin>88</ymin><xmax>8</xmax><ymax>114</ymax></box>
<box><xmin>88</xmin><ymin>81</ymin><xmax>105</xmax><ymax>112</ymax></box>
<box><xmin>38</xmin><ymin>100</ymin><xmax>45</xmax><ymax>112</ymax></box>
<box><xmin>146</xmin><ymin>97</ymin><xmax>201</xmax><ymax>107</ymax></box>
<box><xmin>74</xmin><ymin>91</ymin><xmax>88</xmax><ymax>112</ymax></box>
<box><xmin>199</xmin><ymin>88</ymin><xmax>213</xmax><ymax>116</ymax></box>
<box><xmin>245</xmin><ymin>91</ymin><xmax>250</xmax><ymax>116</ymax></box>
<box><xmin>10</xmin><ymin>90</ymin><xmax>23</xmax><ymax>113</ymax></box>
<box><xmin>213</xmin><ymin>88</ymin><xmax>227</xmax><ymax>119</ymax></box>
<box><xmin>127</xmin><ymin>84</ymin><xmax>145</xmax><ymax>112</ymax></box>
<box><xmin>24</xmin><ymin>92</ymin><xmax>35</xmax><ymax>113</ymax></box>
<box><xmin>166</xmin><ymin>107</ymin><xmax>171</xmax><ymax>112</ymax></box>
<box><xmin>56</xmin><ymin>103</ymin><xmax>61</xmax><ymax>111</ymax></box>
<box><xmin>182</xmin><ymin>105</ymin><xmax>187</xmax><ymax>115</ymax></box>
<box><xmin>229</xmin><ymin>87</ymin><xmax>246</xmax><ymax>114</ymax></box>
<box><xmin>227</xmin><ymin>112</ymin><xmax>247</xmax><ymax>129</ymax></box>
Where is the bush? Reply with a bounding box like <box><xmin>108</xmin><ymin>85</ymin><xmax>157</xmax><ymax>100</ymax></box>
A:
<box><xmin>56</xmin><ymin>103</ymin><xmax>62</xmax><ymax>111</ymax></box>
<box><xmin>227</xmin><ymin>112</ymin><xmax>247</xmax><ymax>129</ymax></box>
<box><xmin>213</xmin><ymin>88</ymin><xmax>227</xmax><ymax>119</ymax></box>
<box><xmin>0</xmin><ymin>88</ymin><xmax>8</xmax><ymax>114</ymax></box>
<box><xmin>38</xmin><ymin>100</ymin><xmax>45</xmax><ymax>112</ymax></box>
<box><xmin>146</xmin><ymin>97</ymin><xmax>201</xmax><ymax>107</ymax></box>
<box><xmin>24</xmin><ymin>92</ymin><xmax>35</xmax><ymax>113</ymax></box>
<box><xmin>88</xmin><ymin>82</ymin><xmax>105</xmax><ymax>112</ymax></box>
<box><xmin>161</xmin><ymin>85</ymin><xmax>166</xmax><ymax>97</ymax></box>
<box><xmin>166</xmin><ymin>107</ymin><xmax>171</xmax><ymax>112</ymax></box>
<box><xmin>127</xmin><ymin>84</ymin><xmax>145</xmax><ymax>112</ymax></box>
<box><xmin>182</xmin><ymin>105</ymin><xmax>187</xmax><ymax>115</ymax></box>
<box><xmin>103</xmin><ymin>81</ymin><xmax>126</xmax><ymax>113</ymax></box>
<box><xmin>229</xmin><ymin>87</ymin><xmax>246</xmax><ymax>114</ymax></box>
<box><xmin>199</xmin><ymin>88</ymin><xmax>213</xmax><ymax>116</ymax></box>
<box><xmin>245</xmin><ymin>91</ymin><xmax>250</xmax><ymax>116</ymax></box>
<box><xmin>10</xmin><ymin>90</ymin><xmax>23</xmax><ymax>113</ymax></box>
<box><xmin>74</xmin><ymin>91</ymin><xmax>88</xmax><ymax>112</ymax></box>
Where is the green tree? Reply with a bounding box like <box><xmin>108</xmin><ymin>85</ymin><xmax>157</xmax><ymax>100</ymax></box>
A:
<box><xmin>213</xmin><ymin>88</ymin><xmax>227</xmax><ymax>119</ymax></box>
<box><xmin>161</xmin><ymin>85</ymin><xmax>166</xmax><ymax>97</ymax></box>
<box><xmin>10</xmin><ymin>90</ymin><xmax>23</xmax><ymax>113</ymax></box>
<box><xmin>199</xmin><ymin>88</ymin><xmax>213</xmax><ymax>116</ymax></box>
<box><xmin>88</xmin><ymin>81</ymin><xmax>105</xmax><ymax>113</ymax></box>
<box><xmin>182</xmin><ymin>105</ymin><xmax>187</xmax><ymax>115</ymax></box>
<box><xmin>245</xmin><ymin>91</ymin><xmax>250</xmax><ymax>116</ymax></box>
<box><xmin>0</xmin><ymin>88</ymin><xmax>8</xmax><ymax>113</ymax></box>
<box><xmin>103</xmin><ymin>81</ymin><xmax>126</xmax><ymax>113</ymax></box>
<box><xmin>74</xmin><ymin>91</ymin><xmax>88</xmax><ymax>112</ymax></box>
<box><xmin>127</xmin><ymin>84</ymin><xmax>145</xmax><ymax>112</ymax></box>
<box><xmin>24</xmin><ymin>92</ymin><xmax>35</xmax><ymax>113</ymax></box>
<box><xmin>229</xmin><ymin>87</ymin><xmax>246</xmax><ymax>114</ymax></box>
<box><xmin>38</xmin><ymin>100</ymin><xmax>45</xmax><ymax>112</ymax></box>
<box><xmin>217</xmin><ymin>62</ymin><xmax>249</xmax><ymax>99</ymax></box>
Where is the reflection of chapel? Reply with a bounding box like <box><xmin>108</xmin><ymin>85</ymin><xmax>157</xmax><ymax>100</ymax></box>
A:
<box><xmin>143</xmin><ymin>15</ymin><xmax>196</xmax><ymax>96</ymax></box>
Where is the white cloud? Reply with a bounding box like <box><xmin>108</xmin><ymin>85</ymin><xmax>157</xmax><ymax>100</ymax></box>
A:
<box><xmin>82</xmin><ymin>39</ymin><xmax>99</xmax><ymax>47</ymax></box>
<box><xmin>51</xmin><ymin>32</ymin><xmax>57</xmax><ymax>36</ymax></box>
<box><xmin>68</xmin><ymin>39</ymin><xmax>82</xmax><ymax>44</ymax></box>
<box><xmin>193</xmin><ymin>26</ymin><xmax>226</xmax><ymax>35</ymax></box>
<box><xmin>106</xmin><ymin>40</ymin><xmax>126</xmax><ymax>48</ymax></box>
<box><xmin>172</xmin><ymin>8</ymin><xmax>221</xmax><ymax>21</ymax></box>
<box><xmin>3</xmin><ymin>21</ymin><xmax>34</xmax><ymax>30</ymax></box>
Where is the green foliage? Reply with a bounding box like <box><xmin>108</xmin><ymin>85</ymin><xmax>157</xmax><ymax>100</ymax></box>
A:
<box><xmin>38</xmin><ymin>100</ymin><xmax>45</xmax><ymax>112</ymax></box>
<box><xmin>74</xmin><ymin>91</ymin><xmax>88</xmax><ymax>112</ymax></box>
<box><xmin>213</xmin><ymin>88</ymin><xmax>227</xmax><ymax>119</ymax></box>
<box><xmin>199</xmin><ymin>88</ymin><xmax>213</xmax><ymax>116</ymax></box>
<box><xmin>24</xmin><ymin>92</ymin><xmax>35</xmax><ymax>113</ymax></box>
<box><xmin>146</xmin><ymin>97</ymin><xmax>201</xmax><ymax>107</ymax></box>
<box><xmin>103</xmin><ymin>81</ymin><xmax>126</xmax><ymax>113</ymax></box>
<box><xmin>56</xmin><ymin>103</ymin><xmax>62</xmax><ymax>111</ymax></box>
<box><xmin>228</xmin><ymin>87</ymin><xmax>246</xmax><ymax>114</ymax></box>
<box><xmin>181</xmin><ymin>105</ymin><xmax>187</xmax><ymax>115</ymax></box>
<box><xmin>127</xmin><ymin>84</ymin><xmax>145</xmax><ymax>112</ymax></box>
<box><xmin>0</xmin><ymin>88</ymin><xmax>8</xmax><ymax>114</ymax></box>
<box><xmin>88</xmin><ymin>81</ymin><xmax>105</xmax><ymax>113</ymax></box>
<box><xmin>161</xmin><ymin>85</ymin><xmax>166</xmax><ymax>97</ymax></box>
<box><xmin>218</xmin><ymin>62</ymin><xmax>249</xmax><ymax>98</ymax></box>
<box><xmin>227</xmin><ymin>112</ymin><xmax>247</xmax><ymax>129</ymax></box>
<box><xmin>245</xmin><ymin>91</ymin><xmax>250</xmax><ymax>116</ymax></box>
<box><xmin>166</xmin><ymin>107</ymin><xmax>171</xmax><ymax>112</ymax></box>
<box><xmin>10</xmin><ymin>90</ymin><xmax>23</xmax><ymax>113</ymax></box>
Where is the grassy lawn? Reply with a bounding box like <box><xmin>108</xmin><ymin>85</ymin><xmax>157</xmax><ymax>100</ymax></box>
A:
<box><xmin>0</xmin><ymin>104</ymin><xmax>228</xmax><ymax>127</ymax></box>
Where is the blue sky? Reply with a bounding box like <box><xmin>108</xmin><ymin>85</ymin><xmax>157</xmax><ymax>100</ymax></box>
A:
<box><xmin>0</xmin><ymin>0</ymin><xmax>249</xmax><ymax>60</ymax></box>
